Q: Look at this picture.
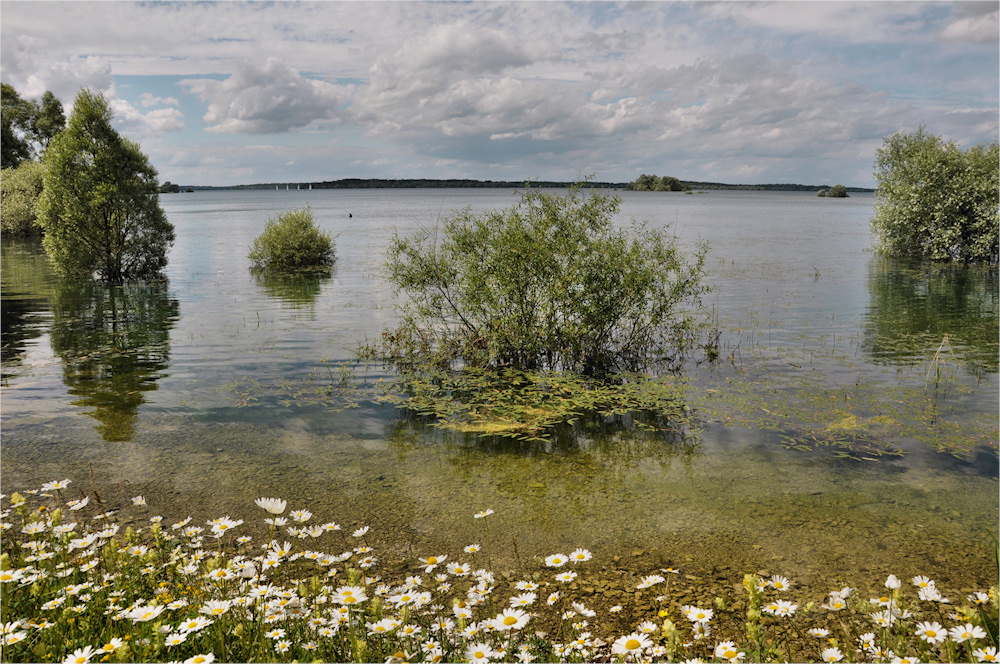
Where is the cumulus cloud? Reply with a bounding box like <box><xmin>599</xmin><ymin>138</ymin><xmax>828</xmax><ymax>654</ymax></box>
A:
<box><xmin>356</xmin><ymin>21</ymin><xmax>558</xmax><ymax>129</ymax></box>
<box><xmin>109</xmin><ymin>96</ymin><xmax>185</xmax><ymax>135</ymax></box>
<box><xmin>139</xmin><ymin>92</ymin><xmax>180</xmax><ymax>108</ymax></box>
<box><xmin>0</xmin><ymin>34</ymin><xmax>112</xmax><ymax>102</ymax></box>
<box><xmin>180</xmin><ymin>58</ymin><xmax>351</xmax><ymax>134</ymax></box>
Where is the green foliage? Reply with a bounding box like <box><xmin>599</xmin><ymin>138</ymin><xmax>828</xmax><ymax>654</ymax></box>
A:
<box><xmin>871</xmin><ymin>126</ymin><xmax>999</xmax><ymax>262</ymax></box>
<box><xmin>826</xmin><ymin>184</ymin><xmax>849</xmax><ymax>198</ymax></box>
<box><xmin>1</xmin><ymin>83</ymin><xmax>65</xmax><ymax>167</ymax></box>
<box><xmin>159</xmin><ymin>181</ymin><xmax>181</xmax><ymax>194</ymax></box>
<box><xmin>626</xmin><ymin>173</ymin><xmax>690</xmax><ymax>191</ymax></box>
<box><xmin>1</xmin><ymin>83</ymin><xmax>33</xmax><ymax>168</ymax></box>
<box><xmin>0</xmin><ymin>161</ymin><xmax>45</xmax><ymax>235</ymax></box>
<box><xmin>36</xmin><ymin>90</ymin><xmax>173</xmax><ymax>283</ymax></box>
<box><xmin>375</xmin><ymin>184</ymin><xmax>709</xmax><ymax>376</ymax></box>
<box><xmin>247</xmin><ymin>207</ymin><xmax>336</xmax><ymax>272</ymax></box>
<box><xmin>817</xmin><ymin>189</ymin><xmax>827</xmax><ymax>197</ymax></box>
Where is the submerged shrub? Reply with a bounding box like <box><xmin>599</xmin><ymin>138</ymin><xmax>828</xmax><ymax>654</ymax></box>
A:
<box><xmin>374</xmin><ymin>183</ymin><xmax>708</xmax><ymax>376</ymax></box>
<box><xmin>0</xmin><ymin>160</ymin><xmax>45</xmax><ymax>236</ymax></box>
<box><xmin>248</xmin><ymin>206</ymin><xmax>335</xmax><ymax>272</ymax></box>
<box><xmin>871</xmin><ymin>126</ymin><xmax>999</xmax><ymax>263</ymax></box>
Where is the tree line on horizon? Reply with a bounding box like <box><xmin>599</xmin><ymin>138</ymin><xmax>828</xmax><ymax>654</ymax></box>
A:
<box><xmin>212</xmin><ymin>178</ymin><xmax>875</xmax><ymax>192</ymax></box>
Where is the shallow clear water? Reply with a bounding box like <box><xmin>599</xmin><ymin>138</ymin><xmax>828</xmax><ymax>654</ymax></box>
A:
<box><xmin>2</xmin><ymin>188</ymin><xmax>996</xmax><ymax>595</ymax></box>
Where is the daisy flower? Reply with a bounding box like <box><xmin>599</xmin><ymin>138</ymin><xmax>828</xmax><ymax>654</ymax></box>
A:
<box><xmin>62</xmin><ymin>646</ymin><xmax>96</xmax><ymax>664</ymax></box>
<box><xmin>545</xmin><ymin>553</ymin><xmax>568</xmax><ymax>568</ymax></box>
<box><xmin>494</xmin><ymin>608</ymin><xmax>530</xmax><ymax>631</ymax></box>
<box><xmin>570</xmin><ymin>548</ymin><xmax>593</xmax><ymax>563</ymax></box>
<box><xmin>682</xmin><ymin>605</ymin><xmax>714</xmax><ymax>623</ymax></box>
<box><xmin>555</xmin><ymin>571</ymin><xmax>577</xmax><ymax>583</ymax></box>
<box><xmin>510</xmin><ymin>592</ymin><xmax>536</xmax><ymax>607</ymax></box>
<box><xmin>183</xmin><ymin>655</ymin><xmax>215</xmax><ymax>664</ymax></box>
<box><xmin>612</xmin><ymin>633</ymin><xmax>652</xmax><ymax>656</ymax></box>
<box><xmin>769</xmin><ymin>575</ymin><xmax>791</xmax><ymax>591</ymax></box>
<box><xmin>973</xmin><ymin>646</ymin><xmax>998</xmax><ymax>662</ymax></box>
<box><xmin>715</xmin><ymin>641</ymin><xmax>746</xmax><ymax>662</ymax></box>
<box><xmin>808</xmin><ymin>628</ymin><xmax>830</xmax><ymax>638</ymax></box>
<box><xmin>254</xmin><ymin>497</ymin><xmax>286</xmax><ymax>515</ymax></box>
<box><xmin>914</xmin><ymin>621</ymin><xmax>946</xmax><ymax>645</ymax></box>
<box><xmin>464</xmin><ymin>544</ymin><xmax>481</xmax><ymax>553</ymax></box>
<box><xmin>950</xmin><ymin>623</ymin><xmax>987</xmax><ymax>643</ymax></box>
<box><xmin>821</xmin><ymin>647</ymin><xmax>844</xmax><ymax>662</ymax></box>
<box><xmin>466</xmin><ymin>642</ymin><xmax>495</xmax><ymax>663</ymax></box>
<box><xmin>473</xmin><ymin>509</ymin><xmax>494</xmax><ymax>519</ymax></box>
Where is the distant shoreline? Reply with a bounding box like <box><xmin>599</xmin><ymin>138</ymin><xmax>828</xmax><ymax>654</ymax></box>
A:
<box><xmin>180</xmin><ymin>178</ymin><xmax>875</xmax><ymax>193</ymax></box>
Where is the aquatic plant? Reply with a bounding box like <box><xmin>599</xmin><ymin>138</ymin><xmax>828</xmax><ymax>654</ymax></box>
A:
<box><xmin>248</xmin><ymin>207</ymin><xmax>335</xmax><ymax>273</ymax></box>
<box><xmin>371</xmin><ymin>182</ymin><xmax>708</xmax><ymax>377</ymax></box>
<box><xmin>1</xmin><ymin>483</ymin><xmax>996</xmax><ymax>663</ymax></box>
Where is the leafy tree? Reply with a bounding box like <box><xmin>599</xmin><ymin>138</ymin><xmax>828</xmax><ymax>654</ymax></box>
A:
<box><xmin>36</xmin><ymin>89</ymin><xmax>174</xmax><ymax>282</ymax></box>
<box><xmin>1</xmin><ymin>84</ymin><xmax>65</xmax><ymax>167</ymax></box>
<box><xmin>1</xmin><ymin>84</ymin><xmax>33</xmax><ymax>168</ymax></box>
<box><xmin>0</xmin><ymin>161</ymin><xmax>45</xmax><ymax>235</ymax></box>
<box><xmin>248</xmin><ymin>207</ymin><xmax>335</xmax><ymax>272</ymax></box>
<box><xmin>827</xmin><ymin>184</ymin><xmax>849</xmax><ymax>198</ymax></box>
<box><xmin>376</xmin><ymin>184</ymin><xmax>709</xmax><ymax>376</ymax></box>
<box><xmin>31</xmin><ymin>91</ymin><xmax>66</xmax><ymax>150</ymax></box>
<box><xmin>871</xmin><ymin>126</ymin><xmax>999</xmax><ymax>263</ymax></box>
<box><xmin>626</xmin><ymin>174</ymin><xmax>689</xmax><ymax>192</ymax></box>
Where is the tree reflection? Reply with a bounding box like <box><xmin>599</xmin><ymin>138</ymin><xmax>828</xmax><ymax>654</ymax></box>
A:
<box><xmin>386</xmin><ymin>412</ymin><xmax>700</xmax><ymax>525</ymax></box>
<box><xmin>49</xmin><ymin>280</ymin><xmax>179</xmax><ymax>441</ymax></box>
<box><xmin>1</xmin><ymin>238</ymin><xmax>55</xmax><ymax>381</ymax></box>
<box><xmin>252</xmin><ymin>270</ymin><xmax>330</xmax><ymax>315</ymax></box>
<box><xmin>862</xmin><ymin>257</ymin><xmax>998</xmax><ymax>376</ymax></box>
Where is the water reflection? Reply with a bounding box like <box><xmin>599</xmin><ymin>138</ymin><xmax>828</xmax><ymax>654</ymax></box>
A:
<box><xmin>387</xmin><ymin>413</ymin><xmax>701</xmax><ymax>524</ymax></box>
<box><xmin>251</xmin><ymin>270</ymin><xmax>331</xmax><ymax>313</ymax></box>
<box><xmin>1</xmin><ymin>238</ymin><xmax>55</xmax><ymax>381</ymax></box>
<box><xmin>49</xmin><ymin>280</ymin><xmax>179</xmax><ymax>441</ymax></box>
<box><xmin>862</xmin><ymin>257</ymin><xmax>999</xmax><ymax>375</ymax></box>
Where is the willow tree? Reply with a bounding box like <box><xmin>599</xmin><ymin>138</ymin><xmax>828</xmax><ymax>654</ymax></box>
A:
<box><xmin>871</xmin><ymin>127</ymin><xmax>998</xmax><ymax>263</ymax></box>
<box><xmin>37</xmin><ymin>89</ymin><xmax>173</xmax><ymax>283</ymax></box>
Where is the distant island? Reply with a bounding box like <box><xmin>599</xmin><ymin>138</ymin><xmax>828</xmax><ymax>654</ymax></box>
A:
<box><xmin>180</xmin><ymin>178</ymin><xmax>875</xmax><ymax>193</ymax></box>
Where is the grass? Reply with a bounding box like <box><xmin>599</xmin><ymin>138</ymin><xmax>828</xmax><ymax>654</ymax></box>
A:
<box><xmin>1</xmin><ymin>484</ymin><xmax>997</xmax><ymax>663</ymax></box>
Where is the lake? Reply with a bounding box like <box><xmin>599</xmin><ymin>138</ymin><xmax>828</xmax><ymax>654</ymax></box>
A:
<box><xmin>2</xmin><ymin>187</ymin><xmax>997</xmax><ymax>598</ymax></box>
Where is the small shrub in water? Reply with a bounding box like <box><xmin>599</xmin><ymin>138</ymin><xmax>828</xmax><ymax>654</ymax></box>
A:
<box><xmin>248</xmin><ymin>206</ymin><xmax>335</xmax><ymax>272</ymax></box>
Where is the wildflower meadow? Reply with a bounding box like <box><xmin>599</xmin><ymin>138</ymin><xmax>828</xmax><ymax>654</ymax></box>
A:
<box><xmin>1</xmin><ymin>480</ymin><xmax>997</xmax><ymax>663</ymax></box>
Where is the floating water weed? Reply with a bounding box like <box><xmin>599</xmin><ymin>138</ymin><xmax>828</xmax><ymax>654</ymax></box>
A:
<box><xmin>1</xmin><ymin>483</ymin><xmax>996</xmax><ymax>663</ymax></box>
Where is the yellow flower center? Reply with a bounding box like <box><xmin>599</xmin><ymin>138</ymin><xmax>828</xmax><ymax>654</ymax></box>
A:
<box><xmin>474</xmin><ymin>651</ymin><xmax>485</xmax><ymax>659</ymax></box>
<box><xmin>427</xmin><ymin>556</ymin><xmax>437</xmax><ymax>564</ymax></box>
<box><xmin>504</xmin><ymin>616</ymin><xmax>517</xmax><ymax>626</ymax></box>
<box><xmin>626</xmin><ymin>639</ymin><xmax>641</xmax><ymax>650</ymax></box>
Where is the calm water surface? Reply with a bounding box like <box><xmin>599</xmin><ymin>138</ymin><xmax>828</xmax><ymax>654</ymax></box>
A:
<box><xmin>2</xmin><ymin>188</ymin><xmax>997</xmax><ymax>595</ymax></box>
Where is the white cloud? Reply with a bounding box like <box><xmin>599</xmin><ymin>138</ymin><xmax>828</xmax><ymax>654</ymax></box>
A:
<box><xmin>940</xmin><ymin>3</ymin><xmax>1000</xmax><ymax>43</ymax></box>
<box><xmin>109</xmin><ymin>96</ymin><xmax>185</xmax><ymax>135</ymax></box>
<box><xmin>139</xmin><ymin>92</ymin><xmax>179</xmax><ymax>108</ymax></box>
<box><xmin>180</xmin><ymin>58</ymin><xmax>351</xmax><ymax>134</ymax></box>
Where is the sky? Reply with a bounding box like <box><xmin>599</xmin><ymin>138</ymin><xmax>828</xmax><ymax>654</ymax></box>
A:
<box><xmin>1</xmin><ymin>1</ymin><xmax>997</xmax><ymax>188</ymax></box>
